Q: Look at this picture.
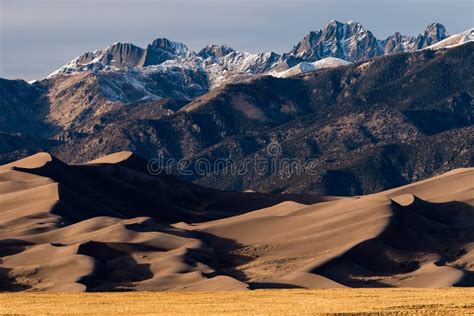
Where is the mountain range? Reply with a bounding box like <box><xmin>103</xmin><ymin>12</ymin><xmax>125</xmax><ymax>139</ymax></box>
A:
<box><xmin>45</xmin><ymin>21</ymin><xmax>465</xmax><ymax>92</ymax></box>
<box><xmin>0</xmin><ymin>20</ymin><xmax>473</xmax><ymax>196</ymax></box>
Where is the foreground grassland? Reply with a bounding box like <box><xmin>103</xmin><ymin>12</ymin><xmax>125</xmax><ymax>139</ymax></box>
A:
<box><xmin>0</xmin><ymin>289</ymin><xmax>472</xmax><ymax>315</ymax></box>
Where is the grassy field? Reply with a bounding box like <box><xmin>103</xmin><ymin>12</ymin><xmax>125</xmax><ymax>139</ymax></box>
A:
<box><xmin>0</xmin><ymin>288</ymin><xmax>472</xmax><ymax>315</ymax></box>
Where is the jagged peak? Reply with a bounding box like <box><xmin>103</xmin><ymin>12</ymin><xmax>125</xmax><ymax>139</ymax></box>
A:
<box><xmin>148</xmin><ymin>38</ymin><xmax>193</xmax><ymax>57</ymax></box>
<box><xmin>425</xmin><ymin>22</ymin><xmax>446</xmax><ymax>31</ymax></box>
<box><xmin>324</xmin><ymin>20</ymin><xmax>366</xmax><ymax>30</ymax></box>
<box><xmin>107</xmin><ymin>41</ymin><xmax>142</xmax><ymax>50</ymax></box>
<box><xmin>346</xmin><ymin>20</ymin><xmax>365</xmax><ymax>29</ymax></box>
<box><xmin>297</xmin><ymin>20</ymin><xmax>370</xmax><ymax>42</ymax></box>
<box><xmin>327</xmin><ymin>19</ymin><xmax>343</xmax><ymax>25</ymax></box>
<box><xmin>45</xmin><ymin>20</ymin><xmax>457</xmax><ymax>81</ymax></box>
<box><xmin>202</xmin><ymin>44</ymin><xmax>234</xmax><ymax>50</ymax></box>
<box><xmin>110</xmin><ymin>41</ymin><xmax>133</xmax><ymax>46</ymax></box>
<box><xmin>423</xmin><ymin>22</ymin><xmax>448</xmax><ymax>38</ymax></box>
<box><xmin>414</xmin><ymin>22</ymin><xmax>448</xmax><ymax>49</ymax></box>
<box><xmin>324</xmin><ymin>19</ymin><xmax>344</xmax><ymax>30</ymax></box>
<box><xmin>198</xmin><ymin>44</ymin><xmax>236</xmax><ymax>58</ymax></box>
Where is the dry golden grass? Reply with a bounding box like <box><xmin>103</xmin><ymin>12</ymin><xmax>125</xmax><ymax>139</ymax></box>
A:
<box><xmin>0</xmin><ymin>288</ymin><xmax>473</xmax><ymax>315</ymax></box>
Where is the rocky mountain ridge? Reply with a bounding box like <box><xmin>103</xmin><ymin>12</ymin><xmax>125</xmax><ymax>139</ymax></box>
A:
<box><xmin>47</xmin><ymin>21</ymin><xmax>462</xmax><ymax>86</ymax></box>
<box><xmin>37</xmin><ymin>21</ymin><xmax>473</xmax><ymax>115</ymax></box>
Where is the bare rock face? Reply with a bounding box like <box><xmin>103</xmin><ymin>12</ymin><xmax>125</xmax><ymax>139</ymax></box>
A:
<box><xmin>198</xmin><ymin>44</ymin><xmax>236</xmax><ymax>59</ymax></box>
<box><xmin>415</xmin><ymin>22</ymin><xmax>448</xmax><ymax>49</ymax></box>
<box><xmin>383</xmin><ymin>23</ymin><xmax>449</xmax><ymax>55</ymax></box>
<box><xmin>142</xmin><ymin>38</ymin><xmax>193</xmax><ymax>66</ymax></box>
<box><xmin>383</xmin><ymin>32</ymin><xmax>414</xmax><ymax>54</ymax></box>
<box><xmin>289</xmin><ymin>21</ymin><xmax>449</xmax><ymax>62</ymax></box>
<box><xmin>98</xmin><ymin>42</ymin><xmax>146</xmax><ymax>67</ymax></box>
<box><xmin>72</xmin><ymin>42</ymin><xmax>147</xmax><ymax>69</ymax></box>
<box><xmin>288</xmin><ymin>20</ymin><xmax>382</xmax><ymax>61</ymax></box>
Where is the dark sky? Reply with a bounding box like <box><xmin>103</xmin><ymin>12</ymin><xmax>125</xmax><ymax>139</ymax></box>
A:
<box><xmin>1</xmin><ymin>0</ymin><xmax>473</xmax><ymax>81</ymax></box>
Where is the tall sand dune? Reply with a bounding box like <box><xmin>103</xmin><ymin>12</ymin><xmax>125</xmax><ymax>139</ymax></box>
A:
<box><xmin>0</xmin><ymin>152</ymin><xmax>472</xmax><ymax>291</ymax></box>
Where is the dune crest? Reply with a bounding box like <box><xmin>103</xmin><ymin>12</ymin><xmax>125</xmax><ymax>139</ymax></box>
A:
<box><xmin>0</xmin><ymin>152</ymin><xmax>472</xmax><ymax>291</ymax></box>
<box><xmin>87</xmin><ymin>151</ymin><xmax>134</xmax><ymax>164</ymax></box>
<box><xmin>0</xmin><ymin>152</ymin><xmax>53</xmax><ymax>171</ymax></box>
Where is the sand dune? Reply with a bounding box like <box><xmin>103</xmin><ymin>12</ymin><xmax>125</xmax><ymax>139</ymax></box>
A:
<box><xmin>0</xmin><ymin>152</ymin><xmax>472</xmax><ymax>291</ymax></box>
<box><xmin>189</xmin><ymin>168</ymin><xmax>474</xmax><ymax>288</ymax></box>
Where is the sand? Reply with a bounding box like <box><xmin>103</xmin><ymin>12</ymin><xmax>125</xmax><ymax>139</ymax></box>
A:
<box><xmin>0</xmin><ymin>152</ymin><xmax>472</xmax><ymax>291</ymax></box>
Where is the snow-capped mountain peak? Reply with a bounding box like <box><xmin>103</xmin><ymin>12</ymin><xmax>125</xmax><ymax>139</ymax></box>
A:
<box><xmin>142</xmin><ymin>38</ymin><xmax>193</xmax><ymax>67</ymax></box>
<box><xmin>425</xmin><ymin>28</ymin><xmax>474</xmax><ymax>50</ymax></box>
<box><xmin>425</xmin><ymin>22</ymin><xmax>448</xmax><ymax>40</ymax></box>
<box><xmin>147</xmin><ymin>38</ymin><xmax>193</xmax><ymax>58</ymax></box>
<box><xmin>198</xmin><ymin>44</ymin><xmax>236</xmax><ymax>59</ymax></box>
<box><xmin>45</xmin><ymin>20</ymin><xmax>469</xmax><ymax>101</ymax></box>
<box><xmin>289</xmin><ymin>20</ymin><xmax>382</xmax><ymax>62</ymax></box>
<box><xmin>48</xmin><ymin>38</ymin><xmax>194</xmax><ymax>77</ymax></box>
<box><xmin>415</xmin><ymin>22</ymin><xmax>449</xmax><ymax>49</ymax></box>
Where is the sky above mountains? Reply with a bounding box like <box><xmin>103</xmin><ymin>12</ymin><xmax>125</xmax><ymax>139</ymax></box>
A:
<box><xmin>1</xmin><ymin>0</ymin><xmax>473</xmax><ymax>81</ymax></box>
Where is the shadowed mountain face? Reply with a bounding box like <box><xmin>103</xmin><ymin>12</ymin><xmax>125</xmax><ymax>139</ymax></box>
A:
<box><xmin>0</xmin><ymin>152</ymin><xmax>472</xmax><ymax>291</ymax></box>
<box><xmin>0</xmin><ymin>42</ymin><xmax>473</xmax><ymax>196</ymax></box>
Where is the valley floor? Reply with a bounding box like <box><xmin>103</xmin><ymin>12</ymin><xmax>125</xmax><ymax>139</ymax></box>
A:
<box><xmin>0</xmin><ymin>289</ymin><xmax>473</xmax><ymax>314</ymax></box>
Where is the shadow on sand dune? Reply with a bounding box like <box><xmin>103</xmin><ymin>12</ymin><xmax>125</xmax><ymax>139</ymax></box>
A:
<box><xmin>0</xmin><ymin>240</ymin><xmax>33</xmax><ymax>291</ymax></box>
<box><xmin>311</xmin><ymin>196</ymin><xmax>474</xmax><ymax>287</ymax></box>
<box><xmin>190</xmin><ymin>231</ymin><xmax>253</xmax><ymax>283</ymax></box>
<box><xmin>14</xmin><ymin>154</ymin><xmax>325</xmax><ymax>224</ymax></box>
<box><xmin>0</xmin><ymin>267</ymin><xmax>31</xmax><ymax>291</ymax></box>
<box><xmin>77</xmin><ymin>241</ymin><xmax>154</xmax><ymax>291</ymax></box>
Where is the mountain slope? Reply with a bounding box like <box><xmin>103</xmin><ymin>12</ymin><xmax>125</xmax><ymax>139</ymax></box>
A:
<box><xmin>1</xmin><ymin>42</ymin><xmax>471</xmax><ymax>196</ymax></box>
<box><xmin>189</xmin><ymin>42</ymin><xmax>474</xmax><ymax>194</ymax></box>
<box><xmin>41</xmin><ymin>42</ymin><xmax>473</xmax><ymax>195</ymax></box>
<box><xmin>7</xmin><ymin>20</ymin><xmax>461</xmax><ymax>136</ymax></box>
<box><xmin>0</xmin><ymin>79</ymin><xmax>51</xmax><ymax>135</ymax></box>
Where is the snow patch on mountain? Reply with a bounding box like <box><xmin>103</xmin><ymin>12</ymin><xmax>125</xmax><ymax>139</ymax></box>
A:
<box><xmin>273</xmin><ymin>57</ymin><xmax>352</xmax><ymax>78</ymax></box>
<box><xmin>425</xmin><ymin>28</ymin><xmax>474</xmax><ymax>50</ymax></box>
